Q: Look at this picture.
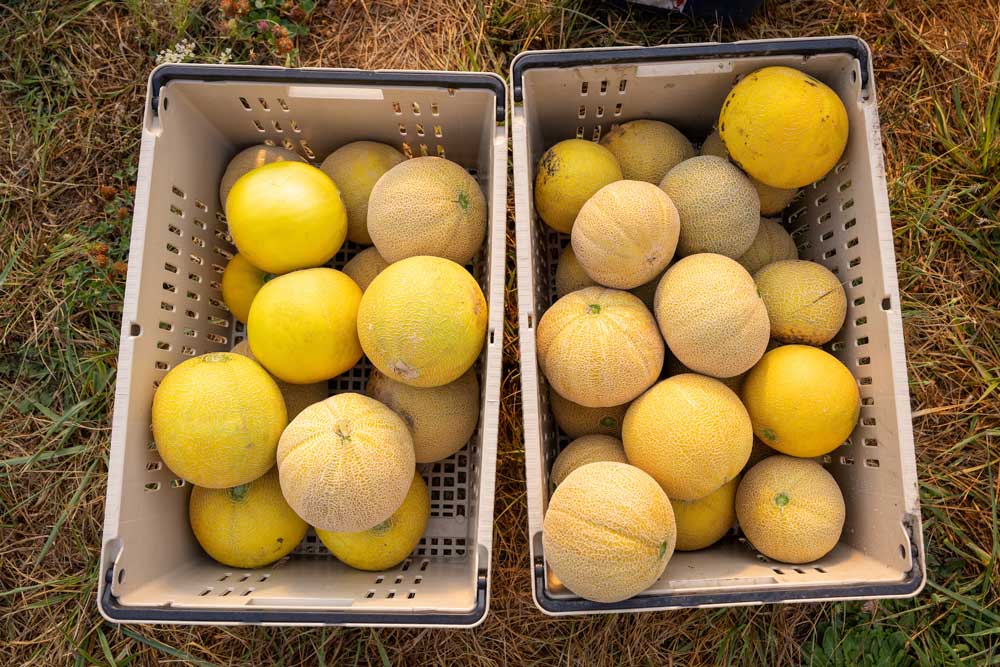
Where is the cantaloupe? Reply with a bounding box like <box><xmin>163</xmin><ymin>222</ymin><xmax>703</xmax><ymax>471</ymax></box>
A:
<box><xmin>737</xmin><ymin>218</ymin><xmax>798</xmax><ymax>275</ymax></box>
<box><xmin>549</xmin><ymin>388</ymin><xmax>629</xmax><ymax>439</ymax></box>
<box><xmin>672</xmin><ymin>477</ymin><xmax>738</xmax><ymax>551</ymax></box>
<box><xmin>366</xmin><ymin>367</ymin><xmax>479</xmax><ymax>463</ymax></box>
<box><xmin>231</xmin><ymin>341</ymin><xmax>326</xmax><ymax>419</ymax></box>
<box><xmin>320</xmin><ymin>141</ymin><xmax>405</xmax><ymax>245</ymax></box>
<box><xmin>152</xmin><ymin>352</ymin><xmax>286</xmax><ymax>488</ymax></box>
<box><xmin>342</xmin><ymin>247</ymin><xmax>390</xmax><ymax>293</ymax></box>
<box><xmin>189</xmin><ymin>468</ymin><xmax>308</xmax><ymax>569</ymax></box>
<box><xmin>623</xmin><ymin>374</ymin><xmax>752</xmax><ymax>500</ymax></box>
<box><xmin>277</xmin><ymin>393</ymin><xmax>415</xmax><ymax>532</ymax></box>
<box><xmin>599</xmin><ymin>120</ymin><xmax>695</xmax><ymax>183</ymax></box>
<box><xmin>754</xmin><ymin>259</ymin><xmax>846</xmax><ymax>345</ymax></box>
<box><xmin>550</xmin><ymin>435</ymin><xmax>628</xmax><ymax>487</ymax></box>
<box><xmin>554</xmin><ymin>245</ymin><xmax>597</xmax><ymax>298</ymax></box>
<box><xmin>219</xmin><ymin>144</ymin><xmax>304</xmax><ymax>212</ymax></box>
<box><xmin>537</xmin><ymin>287</ymin><xmax>663</xmax><ymax>408</ymax></box>
<box><xmin>654</xmin><ymin>253</ymin><xmax>769</xmax><ymax>378</ymax></box>
<box><xmin>665</xmin><ymin>355</ymin><xmax>746</xmax><ymax>394</ymax></box>
<box><xmin>358</xmin><ymin>256</ymin><xmax>487</xmax><ymax>388</ymax></box>
<box><xmin>221</xmin><ymin>253</ymin><xmax>268</xmax><ymax>323</ymax></box>
<box><xmin>367</xmin><ymin>156</ymin><xmax>486</xmax><ymax>265</ymax></box>
<box><xmin>659</xmin><ymin>156</ymin><xmax>760</xmax><ymax>258</ymax></box>
<box><xmin>543</xmin><ymin>461</ymin><xmax>676</xmax><ymax>603</ymax></box>
<box><xmin>736</xmin><ymin>456</ymin><xmax>845</xmax><ymax>563</ymax></box>
<box><xmin>700</xmin><ymin>130</ymin><xmax>799</xmax><ymax>215</ymax></box>
<box><xmin>571</xmin><ymin>180</ymin><xmax>680</xmax><ymax>289</ymax></box>
<box><xmin>534</xmin><ymin>139</ymin><xmax>623</xmax><ymax>233</ymax></box>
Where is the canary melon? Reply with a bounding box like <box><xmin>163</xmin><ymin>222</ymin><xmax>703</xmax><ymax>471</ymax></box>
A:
<box><xmin>219</xmin><ymin>144</ymin><xmax>304</xmax><ymax>212</ymax></box>
<box><xmin>231</xmin><ymin>341</ymin><xmax>326</xmax><ymax>419</ymax></box>
<box><xmin>672</xmin><ymin>477</ymin><xmax>738</xmax><ymax>551</ymax></box>
<box><xmin>549</xmin><ymin>388</ymin><xmax>629</xmax><ymax>439</ymax></box>
<box><xmin>700</xmin><ymin>130</ymin><xmax>799</xmax><ymax>215</ymax></box>
<box><xmin>221</xmin><ymin>253</ymin><xmax>269</xmax><ymax>323</ymax></box>
<box><xmin>554</xmin><ymin>245</ymin><xmax>597</xmax><ymax>298</ymax></box>
<box><xmin>737</xmin><ymin>218</ymin><xmax>798</xmax><ymax>275</ymax></box>
<box><xmin>320</xmin><ymin>141</ymin><xmax>405</xmax><ymax>245</ymax></box>
<box><xmin>550</xmin><ymin>435</ymin><xmax>628</xmax><ymax>487</ymax></box>
<box><xmin>342</xmin><ymin>247</ymin><xmax>390</xmax><ymax>293</ymax></box>
<box><xmin>534</xmin><ymin>139</ymin><xmax>623</xmax><ymax>233</ymax></box>
<box><xmin>754</xmin><ymin>259</ymin><xmax>846</xmax><ymax>345</ymax></box>
<box><xmin>599</xmin><ymin>120</ymin><xmax>695</xmax><ymax>183</ymax></box>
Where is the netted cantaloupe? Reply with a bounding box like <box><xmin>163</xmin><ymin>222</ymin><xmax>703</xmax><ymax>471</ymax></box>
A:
<box><xmin>554</xmin><ymin>245</ymin><xmax>598</xmax><ymax>298</ymax></box>
<box><xmin>659</xmin><ymin>156</ymin><xmax>760</xmax><ymax>258</ymax></box>
<box><xmin>654</xmin><ymin>254</ymin><xmax>769</xmax><ymax>378</ymax></box>
<box><xmin>571</xmin><ymin>180</ymin><xmax>680</xmax><ymax>289</ymax></box>
<box><xmin>754</xmin><ymin>259</ymin><xmax>846</xmax><ymax>345</ymax></box>
<box><xmin>221</xmin><ymin>253</ymin><xmax>268</xmax><ymax>323</ymax></box>
<box><xmin>366</xmin><ymin>368</ymin><xmax>479</xmax><ymax>463</ymax></box>
<box><xmin>700</xmin><ymin>130</ymin><xmax>799</xmax><ymax>215</ymax></box>
<box><xmin>550</xmin><ymin>435</ymin><xmax>628</xmax><ymax>487</ymax></box>
<box><xmin>599</xmin><ymin>120</ymin><xmax>695</xmax><ymax>184</ymax></box>
<box><xmin>358</xmin><ymin>256</ymin><xmax>487</xmax><ymax>388</ymax></box>
<box><xmin>342</xmin><ymin>247</ymin><xmax>390</xmax><ymax>293</ymax></box>
<box><xmin>320</xmin><ymin>141</ymin><xmax>405</xmax><ymax>245</ymax></box>
<box><xmin>736</xmin><ymin>456</ymin><xmax>845</xmax><ymax>563</ymax></box>
<box><xmin>367</xmin><ymin>156</ymin><xmax>486</xmax><ymax>265</ymax></box>
<box><xmin>665</xmin><ymin>354</ymin><xmax>745</xmax><ymax>394</ymax></box>
<box><xmin>737</xmin><ymin>218</ymin><xmax>798</xmax><ymax>275</ymax></box>
<box><xmin>623</xmin><ymin>374</ymin><xmax>752</xmax><ymax>500</ymax></box>
<box><xmin>537</xmin><ymin>287</ymin><xmax>664</xmax><ymax>408</ymax></box>
<box><xmin>152</xmin><ymin>353</ymin><xmax>286</xmax><ymax>488</ymax></box>
<box><xmin>277</xmin><ymin>393</ymin><xmax>415</xmax><ymax>532</ymax></box>
<box><xmin>543</xmin><ymin>462</ymin><xmax>676</xmax><ymax>603</ymax></box>
<box><xmin>219</xmin><ymin>144</ymin><xmax>304</xmax><ymax>212</ymax></box>
<box><xmin>672</xmin><ymin>477</ymin><xmax>738</xmax><ymax>551</ymax></box>
<box><xmin>534</xmin><ymin>139</ymin><xmax>623</xmax><ymax>233</ymax></box>
<box><xmin>549</xmin><ymin>388</ymin><xmax>629</xmax><ymax>439</ymax></box>
<box><xmin>231</xmin><ymin>341</ymin><xmax>326</xmax><ymax>419</ymax></box>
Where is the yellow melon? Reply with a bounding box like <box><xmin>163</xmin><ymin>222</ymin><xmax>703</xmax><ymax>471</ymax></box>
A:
<box><xmin>342</xmin><ymin>247</ymin><xmax>390</xmax><ymax>293</ymax></box>
<box><xmin>221</xmin><ymin>253</ymin><xmax>269</xmax><ymax>323</ymax></box>
<box><xmin>549</xmin><ymin>388</ymin><xmax>629</xmax><ymax>439</ymax></box>
<box><xmin>219</xmin><ymin>144</ymin><xmax>304</xmax><ymax>212</ymax></box>
<box><xmin>534</xmin><ymin>139</ymin><xmax>623</xmax><ymax>233</ymax></box>
<box><xmin>366</xmin><ymin>368</ymin><xmax>479</xmax><ymax>463</ymax></box>
<box><xmin>152</xmin><ymin>352</ymin><xmax>286</xmax><ymax>488</ymax></box>
<box><xmin>742</xmin><ymin>345</ymin><xmax>860</xmax><ymax>458</ymax></box>
<box><xmin>554</xmin><ymin>245</ymin><xmax>597</xmax><ymax>298</ymax></box>
<box><xmin>231</xmin><ymin>341</ymin><xmax>326</xmax><ymax>419</ymax></box>
<box><xmin>550</xmin><ymin>435</ymin><xmax>627</xmax><ymax>487</ymax></box>
<box><xmin>367</xmin><ymin>156</ymin><xmax>486</xmax><ymax>265</ymax></box>
<box><xmin>736</xmin><ymin>218</ymin><xmax>798</xmax><ymax>275</ymax></box>
<box><xmin>736</xmin><ymin>456</ymin><xmax>845</xmax><ymax>563</ymax></box>
<box><xmin>320</xmin><ymin>141</ymin><xmax>405</xmax><ymax>245</ymax></box>
<box><xmin>277</xmin><ymin>393</ymin><xmax>415</xmax><ymax>532</ymax></box>
<box><xmin>720</xmin><ymin>66</ymin><xmax>849</xmax><ymax>189</ymax></box>
<box><xmin>623</xmin><ymin>374</ymin><xmax>752</xmax><ymax>500</ymax></box>
<box><xmin>665</xmin><ymin>354</ymin><xmax>745</xmax><ymax>394</ymax></box>
<box><xmin>537</xmin><ymin>287</ymin><xmax>664</xmax><ymax>408</ymax></box>
<box><xmin>316</xmin><ymin>473</ymin><xmax>430</xmax><ymax>571</ymax></box>
<box><xmin>700</xmin><ymin>130</ymin><xmax>799</xmax><ymax>215</ymax></box>
<box><xmin>754</xmin><ymin>259</ymin><xmax>846</xmax><ymax>345</ymax></box>
<box><xmin>247</xmin><ymin>268</ymin><xmax>362</xmax><ymax>384</ymax></box>
<box><xmin>543</xmin><ymin>461</ymin><xmax>676</xmax><ymax>603</ymax></box>
<box><xmin>599</xmin><ymin>120</ymin><xmax>695</xmax><ymax>183</ymax></box>
<box><xmin>672</xmin><ymin>477</ymin><xmax>738</xmax><ymax>551</ymax></box>
<box><xmin>189</xmin><ymin>468</ymin><xmax>308</xmax><ymax>569</ymax></box>
<box><xmin>358</xmin><ymin>256</ymin><xmax>487</xmax><ymax>388</ymax></box>
<box><xmin>227</xmin><ymin>161</ymin><xmax>347</xmax><ymax>274</ymax></box>
<box><xmin>571</xmin><ymin>180</ymin><xmax>680</xmax><ymax>289</ymax></box>
<box><xmin>654</xmin><ymin>253</ymin><xmax>769</xmax><ymax>378</ymax></box>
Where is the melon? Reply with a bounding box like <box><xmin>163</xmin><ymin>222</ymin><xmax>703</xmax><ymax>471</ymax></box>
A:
<box><xmin>754</xmin><ymin>259</ymin><xmax>846</xmax><ymax>345</ymax></box>
<box><xmin>231</xmin><ymin>341</ymin><xmax>326</xmax><ymax>419</ymax></box>
<box><xmin>277</xmin><ymin>393</ymin><xmax>415</xmax><ymax>532</ymax></box>
<box><xmin>219</xmin><ymin>144</ymin><xmax>304</xmax><ymax>212</ymax></box>
<box><xmin>665</xmin><ymin>354</ymin><xmax>745</xmax><ymax>394</ymax></box>
<box><xmin>623</xmin><ymin>374</ymin><xmax>752</xmax><ymax>500</ymax></box>
<box><xmin>366</xmin><ymin>367</ymin><xmax>479</xmax><ymax>463</ymax></box>
<box><xmin>571</xmin><ymin>180</ymin><xmax>680</xmax><ymax>289</ymax></box>
<box><xmin>542</xmin><ymin>461</ymin><xmax>676</xmax><ymax>603</ymax></box>
<box><xmin>736</xmin><ymin>218</ymin><xmax>798</xmax><ymax>275</ymax></box>
<box><xmin>654</xmin><ymin>253</ymin><xmax>769</xmax><ymax>378</ymax></box>
<box><xmin>534</xmin><ymin>139</ymin><xmax>623</xmax><ymax>233</ymax></box>
<box><xmin>700</xmin><ymin>130</ymin><xmax>799</xmax><ymax>215</ymax></box>
<box><xmin>152</xmin><ymin>352</ymin><xmax>286</xmax><ymax>488</ymax></box>
<box><xmin>599</xmin><ymin>120</ymin><xmax>695</xmax><ymax>183</ymax></box>
<box><xmin>554</xmin><ymin>245</ymin><xmax>597</xmax><ymax>298</ymax></box>
<box><xmin>550</xmin><ymin>435</ymin><xmax>628</xmax><ymax>487</ymax></box>
<box><xmin>672</xmin><ymin>477</ymin><xmax>738</xmax><ymax>551</ymax></box>
<box><xmin>367</xmin><ymin>156</ymin><xmax>486</xmax><ymax>265</ymax></box>
<box><xmin>736</xmin><ymin>456</ymin><xmax>845</xmax><ymax>563</ymax></box>
<box><xmin>358</xmin><ymin>256</ymin><xmax>487</xmax><ymax>388</ymax></box>
<box><xmin>537</xmin><ymin>287</ymin><xmax>664</xmax><ymax>408</ymax></box>
<box><xmin>342</xmin><ymin>247</ymin><xmax>390</xmax><ymax>293</ymax></box>
<box><xmin>221</xmin><ymin>253</ymin><xmax>268</xmax><ymax>323</ymax></box>
<box><xmin>189</xmin><ymin>468</ymin><xmax>308</xmax><ymax>569</ymax></box>
<box><xmin>320</xmin><ymin>141</ymin><xmax>405</xmax><ymax>245</ymax></box>
<box><xmin>549</xmin><ymin>388</ymin><xmax>629</xmax><ymax>439</ymax></box>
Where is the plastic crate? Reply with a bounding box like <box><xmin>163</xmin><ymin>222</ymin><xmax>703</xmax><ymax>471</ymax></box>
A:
<box><xmin>99</xmin><ymin>64</ymin><xmax>506</xmax><ymax>627</ymax></box>
<box><xmin>511</xmin><ymin>37</ymin><xmax>925</xmax><ymax>614</ymax></box>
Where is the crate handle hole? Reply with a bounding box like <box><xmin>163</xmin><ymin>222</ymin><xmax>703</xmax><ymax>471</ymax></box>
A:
<box><xmin>129</xmin><ymin>322</ymin><xmax>141</xmax><ymax>337</ymax></box>
<box><xmin>881</xmin><ymin>297</ymin><xmax>891</xmax><ymax>311</ymax></box>
<box><xmin>899</xmin><ymin>544</ymin><xmax>906</xmax><ymax>559</ymax></box>
<box><xmin>117</xmin><ymin>569</ymin><xmax>126</xmax><ymax>584</ymax></box>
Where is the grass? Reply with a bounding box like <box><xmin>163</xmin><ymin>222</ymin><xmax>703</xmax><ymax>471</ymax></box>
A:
<box><xmin>1</xmin><ymin>0</ymin><xmax>998</xmax><ymax>664</ymax></box>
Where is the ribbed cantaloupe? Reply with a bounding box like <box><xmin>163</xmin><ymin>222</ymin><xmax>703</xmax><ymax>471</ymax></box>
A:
<box><xmin>358</xmin><ymin>256</ymin><xmax>487</xmax><ymax>388</ymax></box>
<box><xmin>571</xmin><ymin>180</ymin><xmax>680</xmax><ymax>289</ymax></box>
<box><xmin>599</xmin><ymin>120</ymin><xmax>695</xmax><ymax>183</ymax></box>
<box><xmin>534</xmin><ymin>139</ymin><xmax>623</xmax><ymax>233</ymax></box>
<box><xmin>736</xmin><ymin>456</ymin><xmax>845</xmax><ymax>563</ymax></box>
<box><xmin>654</xmin><ymin>254</ymin><xmax>769</xmax><ymax>378</ymax></box>
<box><xmin>366</xmin><ymin>368</ymin><xmax>479</xmax><ymax>463</ymax></box>
<box><xmin>221</xmin><ymin>253</ymin><xmax>268</xmax><ymax>323</ymax></box>
<box><xmin>342</xmin><ymin>247</ymin><xmax>390</xmax><ymax>293</ymax></box>
<box><xmin>754</xmin><ymin>259</ymin><xmax>846</xmax><ymax>345</ymax></box>
<box><xmin>219</xmin><ymin>144</ymin><xmax>304</xmax><ymax>212</ymax></box>
<box><xmin>152</xmin><ymin>353</ymin><xmax>286</xmax><ymax>488</ymax></box>
<box><xmin>550</xmin><ymin>435</ymin><xmax>628</xmax><ymax>487</ymax></box>
<box><xmin>737</xmin><ymin>218</ymin><xmax>798</xmax><ymax>274</ymax></box>
<box><xmin>277</xmin><ymin>393</ymin><xmax>415</xmax><ymax>532</ymax></box>
<box><xmin>700</xmin><ymin>130</ymin><xmax>799</xmax><ymax>215</ymax></box>
<box><xmin>537</xmin><ymin>287</ymin><xmax>664</xmax><ymax>408</ymax></box>
<box><xmin>320</xmin><ymin>141</ymin><xmax>405</xmax><ymax>245</ymax></box>
<box><xmin>659</xmin><ymin>156</ymin><xmax>760</xmax><ymax>258</ymax></box>
<box><xmin>231</xmin><ymin>341</ymin><xmax>326</xmax><ymax>419</ymax></box>
<box><xmin>543</xmin><ymin>461</ymin><xmax>676</xmax><ymax>603</ymax></box>
<box><xmin>665</xmin><ymin>354</ymin><xmax>745</xmax><ymax>394</ymax></box>
<box><xmin>367</xmin><ymin>156</ymin><xmax>486</xmax><ymax>265</ymax></box>
<box><xmin>554</xmin><ymin>245</ymin><xmax>597</xmax><ymax>298</ymax></box>
<box><xmin>549</xmin><ymin>388</ymin><xmax>629</xmax><ymax>439</ymax></box>
<box><xmin>623</xmin><ymin>374</ymin><xmax>752</xmax><ymax>500</ymax></box>
<box><xmin>672</xmin><ymin>477</ymin><xmax>738</xmax><ymax>551</ymax></box>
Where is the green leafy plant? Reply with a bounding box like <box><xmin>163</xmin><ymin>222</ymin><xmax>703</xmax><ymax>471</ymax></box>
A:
<box><xmin>219</xmin><ymin>0</ymin><xmax>316</xmax><ymax>61</ymax></box>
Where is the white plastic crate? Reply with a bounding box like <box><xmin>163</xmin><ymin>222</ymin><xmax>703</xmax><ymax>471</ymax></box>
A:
<box><xmin>99</xmin><ymin>64</ymin><xmax>506</xmax><ymax>627</ymax></box>
<box><xmin>511</xmin><ymin>37</ymin><xmax>925</xmax><ymax>614</ymax></box>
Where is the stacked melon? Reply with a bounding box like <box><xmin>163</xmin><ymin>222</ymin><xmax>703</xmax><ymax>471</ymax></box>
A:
<box><xmin>536</xmin><ymin>66</ymin><xmax>856</xmax><ymax>602</ymax></box>
<box><xmin>153</xmin><ymin>139</ymin><xmax>488</xmax><ymax>573</ymax></box>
